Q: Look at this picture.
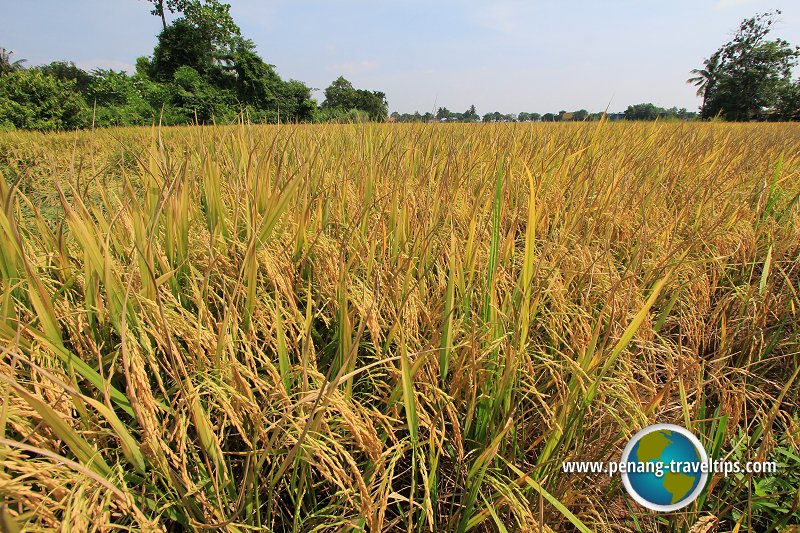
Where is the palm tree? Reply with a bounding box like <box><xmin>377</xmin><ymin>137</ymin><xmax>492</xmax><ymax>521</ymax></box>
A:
<box><xmin>687</xmin><ymin>52</ymin><xmax>720</xmax><ymax>118</ymax></box>
<box><xmin>0</xmin><ymin>48</ymin><xmax>26</xmax><ymax>76</ymax></box>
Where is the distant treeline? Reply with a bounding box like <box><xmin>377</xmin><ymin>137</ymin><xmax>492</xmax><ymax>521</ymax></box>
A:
<box><xmin>390</xmin><ymin>104</ymin><xmax>699</xmax><ymax>123</ymax></box>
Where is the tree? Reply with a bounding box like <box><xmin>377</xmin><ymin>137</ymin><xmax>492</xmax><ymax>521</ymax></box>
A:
<box><xmin>136</xmin><ymin>56</ymin><xmax>153</xmax><ymax>77</ymax></box>
<box><xmin>227</xmin><ymin>40</ymin><xmax>315</xmax><ymax>121</ymax></box>
<box><xmin>687</xmin><ymin>51</ymin><xmax>720</xmax><ymax>118</ymax></box>
<box><xmin>144</xmin><ymin>0</ymin><xmax>240</xmax><ymax>44</ymax></box>
<box><xmin>353</xmin><ymin>89</ymin><xmax>387</xmax><ymax>119</ymax></box>
<box><xmin>229</xmin><ymin>42</ymin><xmax>281</xmax><ymax>106</ymax></box>
<box><xmin>776</xmin><ymin>80</ymin><xmax>800</xmax><ymax>120</ymax></box>
<box><xmin>690</xmin><ymin>11</ymin><xmax>800</xmax><ymax>120</ymax></box>
<box><xmin>0</xmin><ymin>48</ymin><xmax>26</xmax><ymax>76</ymax></box>
<box><xmin>518</xmin><ymin>112</ymin><xmax>542</xmax><ymax>122</ymax></box>
<box><xmin>145</xmin><ymin>0</ymin><xmax>241</xmax><ymax>85</ymax></box>
<box><xmin>463</xmin><ymin>105</ymin><xmax>479</xmax><ymax>122</ymax></box>
<box><xmin>138</xmin><ymin>3</ymin><xmax>317</xmax><ymax>124</ymax></box>
<box><xmin>321</xmin><ymin>76</ymin><xmax>387</xmax><ymax>120</ymax></box>
<box><xmin>624</xmin><ymin>103</ymin><xmax>660</xmax><ymax>120</ymax></box>
<box><xmin>146</xmin><ymin>0</ymin><xmax>171</xmax><ymax>29</ymax></box>
<box><xmin>151</xmin><ymin>18</ymin><xmax>217</xmax><ymax>81</ymax></box>
<box><xmin>322</xmin><ymin>76</ymin><xmax>357</xmax><ymax>110</ymax></box>
<box><xmin>271</xmin><ymin>79</ymin><xmax>316</xmax><ymax>122</ymax></box>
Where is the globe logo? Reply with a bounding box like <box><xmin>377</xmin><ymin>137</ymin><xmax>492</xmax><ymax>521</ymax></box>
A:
<box><xmin>620</xmin><ymin>424</ymin><xmax>709</xmax><ymax>512</ymax></box>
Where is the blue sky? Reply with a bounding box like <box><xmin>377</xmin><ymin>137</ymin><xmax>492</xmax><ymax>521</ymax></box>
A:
<box><xmin>3</xmin><ymin>0</ymin><xmax>799</xmax><ymax>114</ymax></box>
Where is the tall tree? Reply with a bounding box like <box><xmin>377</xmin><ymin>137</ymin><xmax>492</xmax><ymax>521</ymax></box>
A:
<box><xmin>0</xmin><ymin>48</ymin><xmax>26</xmax><ymax>76</ymax></box>
<box><xmin>147</xmin><ymin>0</ymin><xmax>170</xmax><ymax>29</ymax></box>
<box><xmin>148</xmin><ymin>1</ymin><xmax>240</xmax><ymax>81</ymax></box>
<box><xmin>690</xmin><ymin>11</ymin><xmax>800</xmax><ymax>120</ymax></box>
<box><xmin>143</xmin><ymin>0</ymin><xmax>240</xmax><ymax>46</ymax></box>
<box><xmin>687</xmin><ymin>51</ymin><xmax>720</xmax><ymax>117</ymax></box>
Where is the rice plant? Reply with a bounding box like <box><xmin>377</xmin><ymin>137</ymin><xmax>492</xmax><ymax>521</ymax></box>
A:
<box><xmin>0</xmin><ymin>121</ymin><xmax>798</xmax><ymax>531</ymax></box>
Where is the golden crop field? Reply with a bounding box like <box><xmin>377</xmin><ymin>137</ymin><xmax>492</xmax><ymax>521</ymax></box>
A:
<box><xmin>0</xmin><ymin>122</ymin><xmax>798</xmax><ymax>531</ymax></box>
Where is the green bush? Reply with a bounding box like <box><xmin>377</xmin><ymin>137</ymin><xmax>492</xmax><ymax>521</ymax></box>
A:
<box><xmin>0</xmin><ymin>70</ymin><xmax>89</xmax><ymax>131</ymax></box>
